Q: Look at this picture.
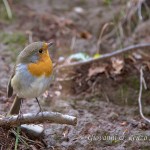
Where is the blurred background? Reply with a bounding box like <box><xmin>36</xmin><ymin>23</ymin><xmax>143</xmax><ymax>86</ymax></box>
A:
<box><xmin>0</xmin><ymin>0</ymin><xmax>150</xmax><ymax>149</ymax></box>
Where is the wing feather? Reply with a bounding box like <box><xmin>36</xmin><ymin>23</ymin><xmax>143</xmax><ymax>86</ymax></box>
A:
<box><xmin>7</xmin><ymin>67</ymin><xmax>15</xmax><ymax>98</ymax></box>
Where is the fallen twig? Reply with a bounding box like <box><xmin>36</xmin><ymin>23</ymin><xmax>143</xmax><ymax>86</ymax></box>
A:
<box><xmin>26</xmin><ymin>30</ymin><xmax>33</xmax><ymax>44</ymax></box>
<box><xmin>2</xmin><ymin>0</ymin><xmax>12</xmax><ymax>19</ymax></box>
<box><xmin>0</xmin><ymin>112</ymin><xmax>77</xmax><ymax>127</ymax></box>
<box><xmin>138</xmin><ymin>67</ymin><xmax>150</xmax><ymax>123</ymax></box>
<box><xmin>57</xmin><ymin>43</ymin><xmax>150</xmax><ymax>69</ymax></box>
<box><xmin>97</xmin><ymin>22</ymin><xmax>114</xmax><ymax>52</ymax></box>
<box><xmin>138</xmin><ymin>0</ymin><xmax>146</xmax><ymax>21</ymax></box>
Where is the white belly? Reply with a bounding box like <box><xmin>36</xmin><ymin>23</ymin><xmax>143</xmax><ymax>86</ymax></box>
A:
<box><xmin>20</xmin><ymin>75</ymin><xmax>51</xmax><ymax>98</ymax></box>
<box><xmin>11</xmin><ymin>64</ymin><xmax>52</xmax><ymax>98</ymax></box>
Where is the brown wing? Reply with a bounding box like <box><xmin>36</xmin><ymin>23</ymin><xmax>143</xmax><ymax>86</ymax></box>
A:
<box><xmin>7</xmin><ymin>67</ymin><xmax>15</xmax><ymax>98</ymax></box>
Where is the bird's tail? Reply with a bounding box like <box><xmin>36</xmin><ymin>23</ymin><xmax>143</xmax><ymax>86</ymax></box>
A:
<box><xmin>7</xmin><ymin>95</ymin><xmax>22</xmax><ymax>116</ymax></box>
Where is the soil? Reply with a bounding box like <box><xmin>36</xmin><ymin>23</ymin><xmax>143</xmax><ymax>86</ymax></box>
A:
<box><xmin>0</xmin><ymin>0</ymin><xmax>150</xmax><ymax>149</ymax></box>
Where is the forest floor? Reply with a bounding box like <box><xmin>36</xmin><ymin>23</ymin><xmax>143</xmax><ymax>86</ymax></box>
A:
<box><xmin>0</xmin><ymin>0</ymin><xmax>150</xmax><ymax>149</ymax></box>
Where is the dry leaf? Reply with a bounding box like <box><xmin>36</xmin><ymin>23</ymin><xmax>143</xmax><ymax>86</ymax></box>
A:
<box><xmin>54</xmin><ymin>91</ymin><xmax>61</xmax><ymax>96</ymax></box>
<box><xmin>88</xmin><ymin>65</ymin><xmax>107</xmax><ymax>77</ymax></box>
<box><xmin>43</xmin><ymin>90</ymin><xmax>49</xmax><ymax>98</ymax></box>
<box><xmin>123</xmin><ymin>128</ymin><xmax>129</xmax><ymax>135</ymax></box>
<box><xmin>111</xmin><ymin>57</ymin><xmax>124</xmax><ymax>74</ymax></box>
<box><xmin>120</xmin><ymin>121</ymin><xmax>127</xmax><ymax>126</ymax></box>
<box><xmin>132</xmin><ymin>52</ymin><xmax>142</xmax><ymax>59</ymax></box>
<box><xmin>80</xmin><ymin>31</ymin><xmax>92</xmax><ymax>39</ymax></box>
<box><xmin>62</xmin><ymin>126</ymin><xmax>70</xmax><ymax>137</ymax></box>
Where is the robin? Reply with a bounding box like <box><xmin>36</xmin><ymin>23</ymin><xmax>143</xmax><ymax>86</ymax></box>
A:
<box><xmin>7</xmin><ymin>41</ymin><xmax>53</xmax><ymax>115</ymax></box>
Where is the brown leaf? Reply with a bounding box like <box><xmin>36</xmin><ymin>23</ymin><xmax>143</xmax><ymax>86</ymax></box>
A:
<box><xmin>120</xmin><ymin>121</ymin><xmax>127</xmax><ymax>126</ymax></box>
<box><xmin>80</xmin><ymin>31</ymin><xmax>92</xmax><ymax>39</ymax></box>
<box><xmin>111</xmin><ymin>57</ymin><xmax>124</xmax><ymax>74</ymax></box>
<box><xmin>62</xmin><ymin>126</ymin><xmax>70</xmax><ymax>137</ymax></box>
<box><xmin>88</xmin><ymin>65</ymin><xmax>107</xmax><ymax>77</ymax></box>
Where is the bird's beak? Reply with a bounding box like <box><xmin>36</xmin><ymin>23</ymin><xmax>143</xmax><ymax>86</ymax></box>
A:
<box><xmin>47</xmin><ymin>41</ymin><xmax>54</xmax><ymax>48</ymax></box>
<box><xmin>46</xmin><ymin>41</ymin><xmax>55</xmax><ymax>56</ymax></box>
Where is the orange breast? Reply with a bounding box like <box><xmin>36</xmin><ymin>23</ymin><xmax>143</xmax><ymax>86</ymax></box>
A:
<box><xmin>28</xmin><ymin>50</ymin><xmax>53</xmax><ymax>77</ymax></box>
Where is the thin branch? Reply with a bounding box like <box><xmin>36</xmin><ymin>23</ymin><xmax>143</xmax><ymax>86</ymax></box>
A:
<box><xmin>138</xmin><ymin>67</ymin><xmax>150</xmax><ymax>123</ymax></box>
<box><xmin>2</xmin><ymin>0</ymin><xmax>12</xmax><ymax>19</ymax></box>
<box><xmin>70</xmin><ymin>36</ymin><xmax>76</xmax><ymax>50</ymax></box>
<box><xmin>0</xmin><ymin>112</ymin><xmax>77</xmax><ymax>127</ymax></box>
<box><xmin>142</xmin><ymin>75</ymin><xmax>147</xmax><ymax>90</ymax></box>
<box><xmin>26</xmin><ymin>30</ymin><xmax>33</xmax><ymax>44</ymax></box>
<box><xmin>56</xmin><ymin>43</ymin><xmax>150</xmax><ymax>69</ymax></box>
<box><xmin>138</xmin><ymin>0</ymin><xmax>146</xmax><ymax>21</ymax></box>
<box><xmin>97</xmin><ymin>22</ymin><xmax>114</xmax><ymax>52</ymax></box>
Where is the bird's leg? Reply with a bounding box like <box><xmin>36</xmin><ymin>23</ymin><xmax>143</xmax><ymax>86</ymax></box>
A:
<box><xmin>7</xmin><ymin>96</ymin><xmax>22</xmax><ymax>116</ymax></box>
<box><xmin>17</xmin><ymin>98</ymin><xmax>24</xmax><ymax>120</ymax></box>
<box><xmin>35</xmin><ymin>97</ymin><xmax>43</xmax><ymax>115</ymax></box>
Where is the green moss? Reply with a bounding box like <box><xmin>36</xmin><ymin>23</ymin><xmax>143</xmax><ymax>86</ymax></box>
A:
<box><xmin>128</xmin><ymin>76</ymin><xmax>139</xmax><ymax>90</ymax></box>
<box><xmin>76</xmin><ymin>0</ymin><xmax>86</xmax><ymax>6</ymax></box>
<box><xmin>0</xmin><ymin>32</ymin><xmax>27</xmax><ymax>45</ymax></box>
<box><xmin>100</xmin><ymin>132</ymin><xmax>122</xmax><ymax>146</ymax></box>
<box><xmin>53</xmin><ymin>134</ymin><xmax>61</xmax><ymax>141</ymax></box>
<box><xmin>103</xmin><ymin>0</ymin><xmax>112</xmax><ymax>5</ymax></box>
<box><xmin>121</xmin><ymin>84</ymin><xmax>129</xmax><ymax>99</ymax></box>
<box><xmin>114</xmin><ymin>86</ymin><xmax>127</xmax><ymax>105</ymax></box>
<box><xmin>0</xmin><ymin>31</ymin><xmax>27</xmax><ymax>61</ymax></box>
<box><xmin>110</xmin><ymin>76</ymin><xmax>140</xmax><ymax>106</ymax></box>
<box><xmin>113</xmin><ymin>74</ymin><xmax>150</xmax><ymax>106</ymax></box>
<box><xmin>124</xmin><ymin>53</ymin><xmax>130</xmax><ymax>58</ymax></box>
<box><xmin>0</xmin><ymin>4</ymin><xmax>15</xmax><ymax>22</ymax></box>
<box><xmin>141</xmin><ymin>146</ymin><xmax>150</xmax><ymax>150</ymax></box>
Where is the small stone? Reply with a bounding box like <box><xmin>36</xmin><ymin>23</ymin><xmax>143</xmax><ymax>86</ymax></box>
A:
<box><xmin>21</xmin><ymin>124</ymin><xmax>44</xmax><ymax>137</ymax></box>
<box><xmin>73</xmin><ymin>7</ymin><xmax>84</xmax><ymax>14</ymax></box>
<box><xmin>108</xmin><ymin>112</ymin><xmax>119</xmax><ymax>120</ymax></box>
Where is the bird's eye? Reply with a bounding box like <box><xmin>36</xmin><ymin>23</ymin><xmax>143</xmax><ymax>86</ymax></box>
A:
<box><xmin>39</xmin><ymin>49</ymin><xmax>43</xmax><ymax>53</ymax></box>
